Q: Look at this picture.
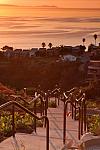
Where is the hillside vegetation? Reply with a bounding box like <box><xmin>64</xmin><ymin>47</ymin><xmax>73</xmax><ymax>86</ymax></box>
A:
<box><xmin>0</xmin><ymin>57</ymin><xmax>83</xmax><ymax>90</ymax></box>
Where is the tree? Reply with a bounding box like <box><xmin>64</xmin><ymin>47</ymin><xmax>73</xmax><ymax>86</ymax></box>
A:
<box><xmin>1</xmin><ymin>45</ymin><xmax>13</xmax><ymax>51</ymax></box>
<box><xmin>94</xmin><ymin>34</ymin><xmax>97</xmax><ymax>46</ymax></box>
<box><xmin>48</xmin><ymin>43</ymin><xmax>52</xmax><ymax>49</ymax></box>
<box><xmin>42</xmin><ymin>42</ymin><xmax>46</xmax><ymax>48</ymax></box>
<box><xmin>82</xmin><ymin>38</ymin><xmax>86</xmax><ymax>46</ymax></box>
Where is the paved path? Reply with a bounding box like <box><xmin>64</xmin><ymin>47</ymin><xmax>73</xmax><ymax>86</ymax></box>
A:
<box><xmin>0</xmin><ymin>99</ymin><xmax>79</xmax><ymax>150</ymax></box>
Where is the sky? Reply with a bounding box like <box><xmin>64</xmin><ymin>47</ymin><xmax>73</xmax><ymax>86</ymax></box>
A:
<box><xmin>0</xmin><ymin>0</ymin><xmax>100</xmax><ymax>8</ymax></box>
<box><xmin>0</xmin><ymin>0</ymin><xmax>99</xmax><ymax>49</ymax></box>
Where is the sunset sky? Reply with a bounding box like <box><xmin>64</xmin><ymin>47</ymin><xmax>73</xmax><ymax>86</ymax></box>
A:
<box><xmin>0</xmin><ymin>0</ymin><xmax>99</xmax><ymax>48</ymax></box>
<box><xmin>0</xmin><ymin>0</ymin><xmax>100</xmax><ymax>8</ymax></box>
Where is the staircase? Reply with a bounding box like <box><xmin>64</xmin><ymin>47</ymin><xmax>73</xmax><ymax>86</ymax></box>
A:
<box><xmin>0</xmin><ymin>98</ymin><xmax>80</xmax><ymax>150</ymax></box>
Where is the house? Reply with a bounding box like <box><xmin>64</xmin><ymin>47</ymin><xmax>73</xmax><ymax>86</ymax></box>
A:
<box><xmin>36</xmin><ymin>48</ymin><xmax>47</xmax><ymax>56</ymax></box>
<box><xmin>72</xmin><ymin>45</ymin><xmax>86</xmax><ymax>56</ymax></box>
<box><xmin>29</xmin><ymin>48</ymin><xmax>38</xmax><ymax>57</ymax></box>
<box><xmin>14</xmin><ymin>49</ymin><xmax>22</xmax><ymax>57</ymax></box>
<box><xmin>59</xmin><ymin>46</ymin><xmax>72</xmax><ymax>55</ymax></box>
<box><xmin>78</xmin><ymin>53</ymin><xmax>90</xmax><ymax>64</ymax></box>
<box><xmin>4</xmin><ymin>49</ymin><xmax>13</xmax><ymax>58</ymax></box>
<box><xmin>88</xmin><ymin>44</ymin><xmax>100</xmax><ymax>60</ymax></box>
<box><xmin>22</xmin><ymin>49</ymin><xmax>30</xmax><ymax>57</ymax></box>
<box><xmin>88</xmin><ymin>60</ymin><xmax>100</xmax><ymax>80</ymax></box>
<box><xmin>47</xmin><ymin>48</ymin><xmax>55</xmax><ymax>56</ymax></box>
<box><xmin>62</xmin><ymin>54</ymin><xmax>77</xmax><ymax>62</ymax></box>
<box><xmin>52</xmin><ymin>47</ymin><xmax>60</xmax><ymax>56</ymax></box>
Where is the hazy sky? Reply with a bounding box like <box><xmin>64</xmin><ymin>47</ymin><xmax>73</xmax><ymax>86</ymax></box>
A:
<box><xmin>0</xmin><ymin>0</ymin><xmax>100</xmax><ymax>8</ymax></box>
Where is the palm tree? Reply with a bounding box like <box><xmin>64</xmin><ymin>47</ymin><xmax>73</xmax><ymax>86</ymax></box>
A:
<box><xmin>82</xmin><ymin>38</ymin><xmax>86</xmax><ymax>46</ymax></box>
<box><xmin>94</xmin><ymin>34</ymin><xmax>97</xmax><ymax>46</ymax></box>
<box><xmin>42</xmin><ymin>42</ymin><xmax>46</xmax><ymax>48</ymax></box>
<box><xmin>48</xmin><ymin>43</ymin><xmax>52</xmax><ymax>49</ymax></box>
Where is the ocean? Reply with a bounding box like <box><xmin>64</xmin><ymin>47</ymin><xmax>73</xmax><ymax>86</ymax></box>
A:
<box><xmin>0</xmin><ymin>5</ymin><xmax>100</xmax><ymax>49</ymax></box>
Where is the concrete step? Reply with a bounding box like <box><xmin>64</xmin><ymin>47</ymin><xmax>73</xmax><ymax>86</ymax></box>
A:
<box><xmin>0</xmin><ymin>100</ymin><xmax>79</xmax><ymax>150</ymax></box>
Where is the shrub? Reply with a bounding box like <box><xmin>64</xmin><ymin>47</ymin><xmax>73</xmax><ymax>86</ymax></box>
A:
<box><xmin>88</xmin><ymin>115</ymin><xmax>100</xmax><ymax>136</ymax></box>
<box><xmin>48</xmin><ymin>100</ymin><xmax>57</xmax><ymax>108</ymax></box>
<box><xmin>0</xmin><ymin>111</ymin><xmax>43</xmax><ymax>140</ymax></box>
<box><xmin>0</xmin><ymin>93</ymin><xmax>8</xmax><ymax>105</ymax></box>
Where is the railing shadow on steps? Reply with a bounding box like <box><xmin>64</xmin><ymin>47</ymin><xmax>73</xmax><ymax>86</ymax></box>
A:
<box><xmin>0</xmin><ymin>101</ymin><xmax>49</xmax><ymax>150</ymax></box>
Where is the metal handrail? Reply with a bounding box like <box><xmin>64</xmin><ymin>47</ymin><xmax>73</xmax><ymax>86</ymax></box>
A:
<box><xmin>65</xmin><ymin>87</ymin><xmax>77</xmax><ymax>95</ymax></box>
<box><xmin>63</xmin><ymin>92</ymin><xmax>86</xmax><ymax>144</ymax></box>
<box><xmin>0</xmin><ymin>101</ymin><xmax>49</xmax><ymax>150</ymax></box>
<box><xmin>63</xmin><ymin>100</ymin><xmax>81</xmax><ymax>144</ymax></box>
<box><xmin>10</xmin><ymin>94</ymin><xmax>43</xmax><ymax>105</ymax></box>
<box><xmin>10</xmin><ymin>94</ymin><xmax>46</xmax><ymax>115</ymax></box>
<box><xmin>62</xmin><ymin>87</ymin><xmax>78</xmax><ymax>104</ymax></box>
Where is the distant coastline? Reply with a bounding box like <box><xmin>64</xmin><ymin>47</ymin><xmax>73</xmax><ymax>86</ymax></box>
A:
<box><xmin>0</xmin><ymin>4</ymin><xmax>100</xmax><ymax>10</ymax></box>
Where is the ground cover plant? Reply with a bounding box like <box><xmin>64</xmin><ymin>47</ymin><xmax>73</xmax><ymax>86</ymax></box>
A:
<box><xmin>87</xmin><ymin>114</ymin><xmax>100</xmax><ymax>136</ymax></box>
<box><xmin>48</xmin><ymin>100</ymin><xmax>57</xmax><ymax>108</ymax></box>
<box><xmin>0</xmin><ymin>111</ymin><xmax>43</xmax><ymax>142</ymax></box>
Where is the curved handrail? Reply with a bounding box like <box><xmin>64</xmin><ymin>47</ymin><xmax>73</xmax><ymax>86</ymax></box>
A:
<box><xmin>63</xmin><ymin>100</ymin><xmax>81</xmax><ymax>144</ymax></box>
<box><xmin>10</xmin><ymin>94</ymin><xmax>43</xmax><ymax>105</ymax></box>
<box><xmin>61</xmin><ymin>87</ymin><xmax>78</xmax><ymax>104</ymax></box>
<box><xmin>65</xmin><ymin>87</ymin><xmax>77</xmax><ymax>95</ymax></box>
<box><xmin>63</xmin><ymin>91</ymin><xmax>86</xmax><ymax>144</ymax></box>
<box><xmin>0</xmin><ymin>101</ymin><xmax>49</xmax><ymax>150</ymax></box>
<box><xmin>10</xmin><ymin>94</ymin><xmax>46</xmax><ymax>117</ymax></box>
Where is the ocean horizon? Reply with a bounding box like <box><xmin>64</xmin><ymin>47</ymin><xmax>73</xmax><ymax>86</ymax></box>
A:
<box><xmin>0</xmin><ymin>5</ymin><xmax>100</xmax><ymax>49</ymax></box>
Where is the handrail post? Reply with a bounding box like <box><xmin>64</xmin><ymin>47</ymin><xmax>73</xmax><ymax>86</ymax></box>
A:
<box><xmin>45</xmin><ymin>93</ymin><xmax>48</xmax><ymax>109</ymax></box>
<box><xmin>45</xmin><ymin>117</ymin><xmax>49</xmax><ymax>150</ymax></box>
<box><xmin>34</xmin><ymin>100</ymin><xmax>36</xmax><ymax>133</ymax></box>
<box><xmin>71</xmin><ymin>104</ymin><xmax>74</xmax><ymax>119</ymax></box>
<box><xmin>40</xmin><ymin>97</ymin><xmax>43</xmax><ymax>116</ymax></box>
<box><xmin>44</xmin><ymin>102</ymin><xmax>46</xmax><ymax>127</ymax></box>
<box><xmin>78</xmin><ymin>107</ymin><xmax>81</xmax><ymax>140</ymax></box>
<box><xmin>57</xmin><ymin>90</ymin><xmax>60</xmax><ymax>106</ymax></box>
<box><xmin>63</xmin><ymin>101</ymin><xmax>67</xmax><ymax>144</ymax></box>
<box><xmin>84</xmin><ymin>100</ymin><xmax>87</xmax><ymax>132</ymax></box>
<box><xmin>12</xmin><ymin>102</ymin><xmax>15</xmax><ymax>138</ymax></box>
<box><xmin>81</xmin><ymin>101</ymin><xmax>83</xmax><ymax>135</ymax></box>
<box><xmin>74</xmin><ymin>100</ymin><xmax>77</xmax><ymax>120</ymax></box>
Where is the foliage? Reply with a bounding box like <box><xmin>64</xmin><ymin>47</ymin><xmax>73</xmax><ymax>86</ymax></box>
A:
<box><xmin>87</xmin><ymin>101</ymin><xmax>97</xmax><ymax>108</ymax></box>
<box><xmin>26</xmin><ymin>87</ymin><xmax>36</xmax><ymax>96</ymax></box>
<box><xmin>0</xmin><ymin>93</ymin><xmax>8</xmax><ymax>105</ymax></box>
<box><xmin>0</xmin><ymin>57</ymin><xmax>82</xmax><ymax>91</ymax></box>
<box><xmin>0</xmin><ymin>111</ymin><xmax>43</xmax><ymax>140</ymax></box>
<box><xmin>88</xmin><ymin>115</ymin><xmax>100</xmax><ymax>135</ymax></box>
<box><xmin>48</xmin><ymin>100</ymin><xmax>57</xmax><ymax>108</ymax></box>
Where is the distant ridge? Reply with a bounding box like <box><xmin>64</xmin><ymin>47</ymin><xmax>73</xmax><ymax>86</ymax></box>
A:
<box><xmin>0</xmin><ymin>4</ymin><xmax>18</xmax><ymax>7</ymax></box>
<box><xmin>0</xmin><ymin>4</ymin><xmax>57</xmax><ymax>8</ymax></box>
<box><xmin>34</xmin><ymin>5</ymin><xmax>58</xmax><ymax>8</ymax></box>
<box><xmin>0</xmin><ymin>4</ymin><xmax>99</xmax><ymax>9</ymax></box>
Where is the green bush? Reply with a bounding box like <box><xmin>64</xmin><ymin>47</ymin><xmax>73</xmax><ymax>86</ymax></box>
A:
<box><xmin>88</xmin><ymin>115</ymin><xmax>100</xmax><ymax>135</ymax></box>
<box><xmin>0</xmin><ymin>111</ymin><xmax>43</xmax><ymax>140</ymax></box>
<box><xmin>87</xmin><ymin>101</ymin><xmax>97</xmax><ymax>108</ymax></box>
<box><xmin>26</xmin><ymin>88</ymin><xmax>35</xmax><ymax>96</ymax></box>
<box><xmin>48</xmin><ymin>100</ymin><xmax>57</xmax><ymax>108</ymax></box>
<box><xmin>0</xmin><ymin>93</ymin><xmax>8</xmax><ymax>105</ymax></box>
